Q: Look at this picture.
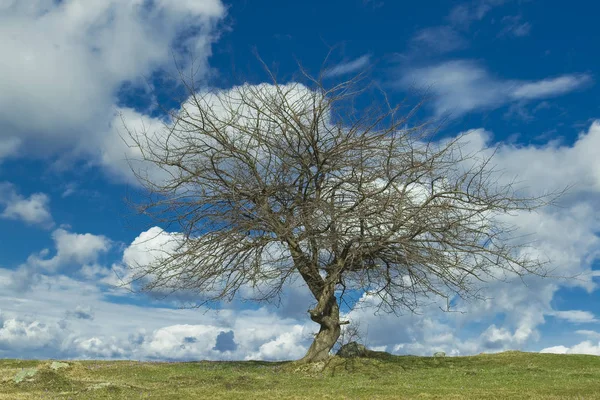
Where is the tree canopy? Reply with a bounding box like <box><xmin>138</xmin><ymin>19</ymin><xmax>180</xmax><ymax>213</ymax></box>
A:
<box><xmin>121</xmin><ymin>65</ymin><xmax>565</xmax><ymax>363</ymax></box>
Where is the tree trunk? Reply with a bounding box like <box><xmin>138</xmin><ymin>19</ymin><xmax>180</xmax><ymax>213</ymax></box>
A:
<box><xmin>298</xmin><ymin>295</ymin><xmax>342</xmax><ymax>363</ymax></box>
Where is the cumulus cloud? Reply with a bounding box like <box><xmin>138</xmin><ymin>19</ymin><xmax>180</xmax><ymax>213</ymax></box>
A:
<box><xmin>96</xmin><ymin>107</ymin><xmax>177</xmax><ymax>185</ymax></box>
<box><xmin>540</xmin><ymin>341</ymin><xmax>600</xmax><ymax>356</ymax></box>
<box><xmin>121</xmin><ymin>226</ymin><xmax>179</xmax><ymax>271</ymax></box>
<box><xmin>33</xmin><ymin>228</ymin><xmax>112</xmax><ymax>272</ymax></box>
<box><xmin>73</xmin><ymin>336</ymin><xmax>129</xmax><ymax>359</ymax></box>
<box><xmin>106</xmin><ymin>226</ymin><xmax>192</xmax><ymax>293</ymax></box>
<box><xmin>399</xmin><ymin>60</ymin><xmax>592</xmax><ymax>117</ymax></box>
<box><xmin>341</xmin><ymin>277</ymin><xmax>551</xmax><ymax>356</ymax></box>
<box><xmin>0</xmin><ymin>182</ymin><xmax>53</xmax><ymax>227</ymax></box>
<box><xmin>476</xmin><ymin>121</ymin><xmax>600</xmax><ymax>195</ymax></box>
<box><xmin>112</xmin><ymin>225</ymin><xmax>314</xmax><ymax>318</ymax></box>
<box><xmin>0</xmin><ymin>313</ymin><xmax>68</xmax><ymax>357</ymax></box>
<box><xmin>0</xmin><ymin>0</ymin><xmax>226</xmax><ymax>167</ymax></box>
<box><xmin>244</xmin><ymin>325</ymin><xmax>308</xmax><ymax>361</ymax></box>
<box><xmin>0</xmin><ymin>268</ymin><xmax>314</xmax><ymax>361</ymax></box>
<box><xmin>8</xmin><ymin>228</ymin><xmax>111</xmax><ymax>290</ymax></box>
<box><xmin>100</xmin><ymin>81</ymin><xmax>328</xmax><ymax>184</ymax></box>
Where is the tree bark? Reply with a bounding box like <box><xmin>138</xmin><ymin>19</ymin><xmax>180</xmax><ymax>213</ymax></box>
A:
<box><xmin>287</xmin><ymin>242</ymin><xmax>348</xmax><ymax>363</ymax></box>
<box><xmin>298</xmin><ymin>294</ymin><xmax>343</xmax><ymax>363</ymax></box>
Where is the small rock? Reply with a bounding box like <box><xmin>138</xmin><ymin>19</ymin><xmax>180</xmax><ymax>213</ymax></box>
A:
<box><xmin>433</xmin><ymin>351</ymin><xmax>446</xmax><ymax>358</ymax></box>
<box><xmin>14</xmin><ymin>368</ymin><xmax>38</xmax><ymax>383</ymax></box>
<box><xmin>337</xmin><ymin>341</ymin><xmax>367</xmax><ymax>358</ymax></box>
<box><xmin>50</xmin><ymin>361</ymin><xmax>70</xmax><ymax>370</ymax></box>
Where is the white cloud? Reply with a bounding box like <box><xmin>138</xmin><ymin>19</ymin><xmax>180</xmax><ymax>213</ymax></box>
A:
<box><xmin>9</xmin><ymin>228</ymin><xmax>111</xmax><ymax>290</ymax></box>
<box><xmin>447</xmin><ymin>0</ymin><xmax>507</xmax><ymax>28</ymax></box>
<box><xmin>323</xmin><ymin>55</ymin><xmax>371</xmax><ymax>78</ymax></box>
<box><xmin>410</xmin><ymin>26</ymin><xmax>467</xmax><ymax>54</ymax></box>
<box><xmin>540</xmin><ymin>341</ymin><xmax>600</xmax><ymax>356</ymax></box>
<box><xmin>114</xmin><ymin>226</ymin><xmax>312</xmax><ymax>318</ymax></box>
<box><xmin>551</xmin><ymin>310</ymin><xmax>598</xmax><ymax>324</ymax></box>
<box><xmin>122</xmin><ymin>226</ymin><xmax>179</xmax><ymax>270</ymax></box>
<box><xmin>0</xmin><ymin>313</ymin><xmax>68</xmax><ymax>355</ymax></box>
<box><xmin>0</xmin><ymin>268</ymin><xmax>314</xmax><ymax>361</ymax></box>
<box><xmin>73</xmin><ymin>336</ymin><xmax>128</xmax><ymax>359</ymax></box>
<box><xmin>0</xmin><ymin>137</ymin><xmax>20</xmax><ymax>161</ymax></box>
<box><xmin>245</xmin><ymin>325</ymin><xmax>307</xmax><ymax>361</ymax></box>
<box><xmin>400</xmin><ymin>60</ymin><xmax>592</xmax><ymax>117</ymax></box>
<box><xmin>511</xmin><ymin>75</ymin><xmax>592</xmax><ymax>100</ymax></box>
<box><xmin>341</xmin><ymin>276</ymin><xmax>552</xmax><ymax>356</ymax></box>
<box><xmin>576</xmin><ymin>330</ymin><xmax>600</xmax><ymax>340</ymax></box>
<box><xmin>53</xmin><ymin>229</ymin><xmax>111</xmax><ymax>265</ymax></box>
<box><xmin>0</xmin><ymin>0</ymin><xmax>226</xmax><ymax>166</ymax></box>
<box><xmin>32</xmin><ymin>228</ymin><xmax>112</xmax><ymax>272</ymax></box>
<box><xmin>498</xmin><ymin>15</ymin><xmax>531</xmax><ymax>38</ymax></box>
<box><xmin>95</xmin><ymin>107</ymin><xmax>175</xmax><ymax>185</ymax></box>
<box><xmin>0</xmin><ymin>182</ymin><xmax>53</xmax><ymax>227</ymax></box>
<box><xmin>108</xmin><ymin>226</ymin><xmax>203</xmax><ymax>294</ymax></box>
<box><xmin>101</xmin><ymin>82</ymin><xmax>327</xmax><ymax>183</ymax></box>
<box><xmin>483</xmin><ymin>121</ymin><xmax>600</xmax><ymax>195</ymax></box>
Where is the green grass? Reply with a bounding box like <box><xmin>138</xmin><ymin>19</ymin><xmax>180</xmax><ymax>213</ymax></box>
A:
<box><xmin>2</xmin><ymin>351</ymin><xmax>600</xmax><ymax>399</ymax></box>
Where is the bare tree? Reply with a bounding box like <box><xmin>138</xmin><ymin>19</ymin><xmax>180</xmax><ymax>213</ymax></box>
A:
<box><xmin>121</xmin><ymin>61</ymin><xmax>566</xmax><ymax>363</ymax></box>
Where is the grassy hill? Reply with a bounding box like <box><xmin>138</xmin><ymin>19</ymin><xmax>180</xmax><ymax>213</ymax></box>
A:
<box><xmin>2</xmin><ymin>351</ymin><xmax>600</xmax><ymax>399</ymax></box>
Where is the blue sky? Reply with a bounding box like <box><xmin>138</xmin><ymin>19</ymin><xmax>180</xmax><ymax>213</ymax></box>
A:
<box><xmin>1</xmin><ymin>0</ymin><xmax>600</xmax><ymax>361</ymax></box>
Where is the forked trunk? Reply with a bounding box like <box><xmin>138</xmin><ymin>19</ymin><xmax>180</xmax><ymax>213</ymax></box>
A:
<box><xmin>298</xmin><ymin>295</ymin><xmax>342</xmax><ymax>363</ymax></box>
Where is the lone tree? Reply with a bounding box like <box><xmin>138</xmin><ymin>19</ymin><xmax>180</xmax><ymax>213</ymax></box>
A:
<box><xmin>122</xmin><ymin>63</ymin><xmax>563</xmax><ymax>363</ymax></box>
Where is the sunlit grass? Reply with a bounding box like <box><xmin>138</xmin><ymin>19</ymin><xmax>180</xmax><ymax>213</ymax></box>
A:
<box><xmin>2</xmin><ymin>351</ymin><xmax>600</xmax><ymax>399</ymax></box>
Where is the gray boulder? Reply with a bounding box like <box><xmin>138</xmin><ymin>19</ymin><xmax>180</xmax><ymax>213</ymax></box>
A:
<box><xmin>433</xmin><ymin>351</ymin><xmax>446</xmax><ymax>358</ymax></box>
<box><xmin>336</xmin><ymin>341</ymin><xmax>367</xmax><ymax>358</ymax></box>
